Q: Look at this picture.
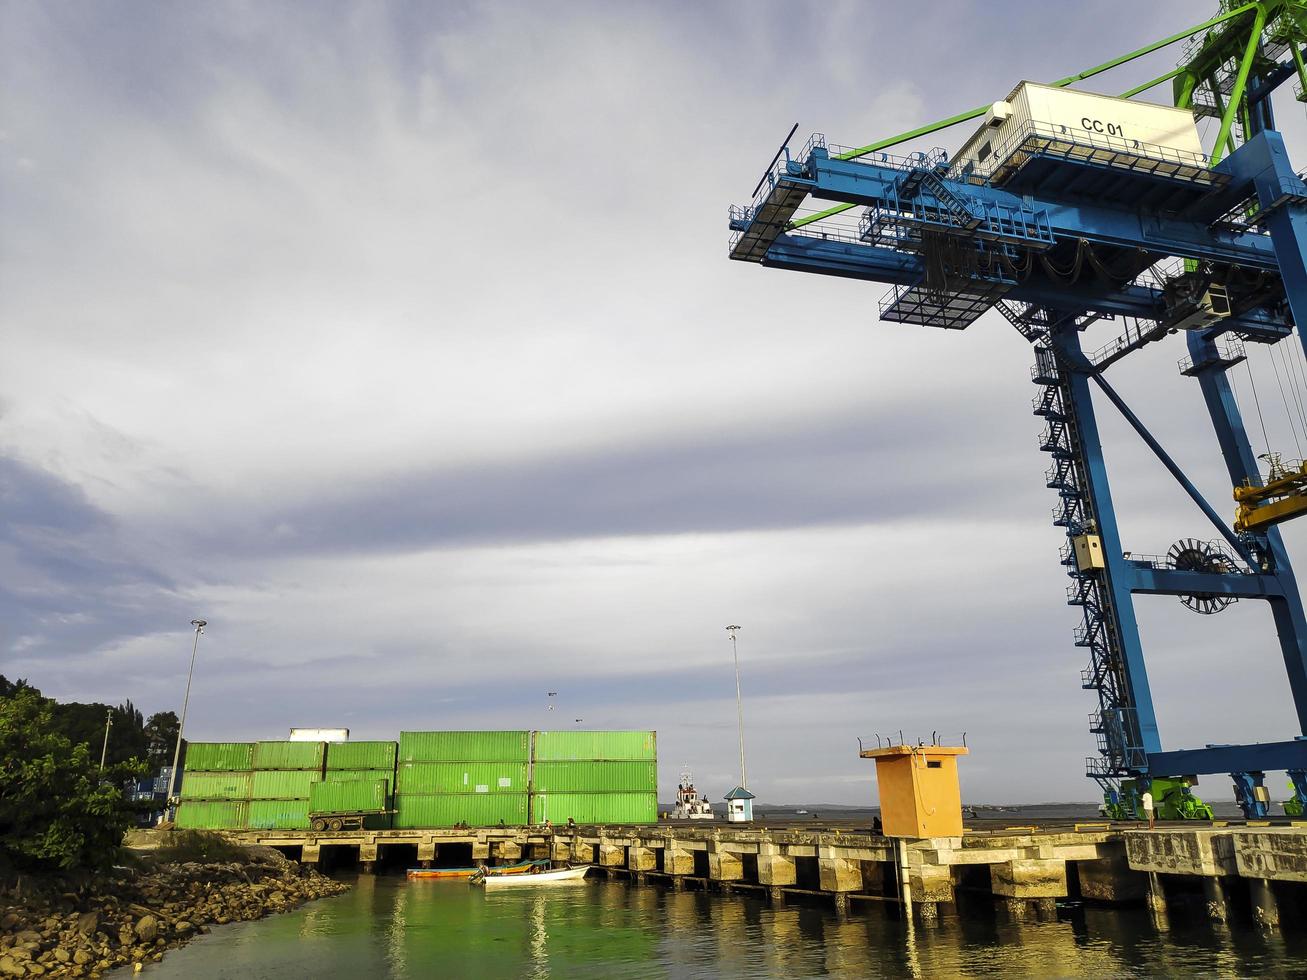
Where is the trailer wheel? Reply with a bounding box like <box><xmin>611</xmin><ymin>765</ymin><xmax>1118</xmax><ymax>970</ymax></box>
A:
<box><xmin>329</xmin><ymin>818</ymin><xmax>344</xmax><ymax>831</ymax></box>
<box><xmin>311</xmin><ymin>818</ymin><xmax>327</xmax><ymax>831</ymax></box>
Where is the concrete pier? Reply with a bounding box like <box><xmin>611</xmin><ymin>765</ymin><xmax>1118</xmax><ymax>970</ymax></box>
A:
<box><xmin>231</xmin><ymin>821</ymin><xmax>1307</xmax><ymax>928</ymax></box>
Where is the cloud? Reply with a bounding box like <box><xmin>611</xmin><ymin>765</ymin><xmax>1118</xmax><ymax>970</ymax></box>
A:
<box><xmin>1</xmin><ymin>0</ymin><xmax>1304</xmax><ymax>804</ymax></box>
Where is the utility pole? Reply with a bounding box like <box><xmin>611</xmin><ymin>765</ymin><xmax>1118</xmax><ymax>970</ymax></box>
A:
<box><xmin>168</xmin><ymin>619</ymin><xmax>207</xmax><ymax>813</ymax></box>
<box><xmin>99</xmin><ymin>709</ymin><xmax>113</xmax><ymax>772</ymax></box>
<box><xmin>726</xmin><ymin>625</ymin><xmax>747</xmax><ymax>789</ymax></box>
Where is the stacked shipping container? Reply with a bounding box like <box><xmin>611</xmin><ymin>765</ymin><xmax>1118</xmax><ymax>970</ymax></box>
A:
<box><xmin>317</xmin><ymin>740</ymin><xmax>397</xmax><ymax>828</ymax></box>
<box><xmin>247</xmin><ymin>741</ymin><xmax>324</xmax><ymax>830</ymax></box>
<box><xmin>176</xmin><ymin>731</ymin><xmax>658</xmax><ymax>830</ymax></box>
<box><xmin>175</xmin><ymin>742</ymin><xmax>254</xmax><ymax>830</ymax></box>
<box><xmin>394</xmin><ymin>731</ymin><xmax>530</xmax><ymax>828</ymax></box>
<box><xmin>530</xmin><ymin>731</ymin><xmax>658</xmax><ymax>824</ymax></box>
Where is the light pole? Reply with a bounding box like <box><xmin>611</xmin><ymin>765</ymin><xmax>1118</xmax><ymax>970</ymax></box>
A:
<box><xmin>99</xmin><ymin>709</ymin><xmax>113</xmax><ymax>772</ymax></box>
<box><xmin>168</xmin><ymin>619</ymin><xmax>206</xmax><ymax>813</ymax></box>
<box><xmin>726</xmin><ymin>625</ymin><xmax>747</xmax><ymax>789</ymax></box>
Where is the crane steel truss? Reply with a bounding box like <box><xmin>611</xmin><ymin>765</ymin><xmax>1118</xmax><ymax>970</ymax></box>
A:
<box><xmin>728</xmin><ymin>1</ymin><xmax>1307</xmax><ymax>817</ymax></box>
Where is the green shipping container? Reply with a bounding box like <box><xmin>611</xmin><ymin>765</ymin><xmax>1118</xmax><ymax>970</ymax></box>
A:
<box><xmin>531</xmin><ymin>792</ymin><xmax>658</xmax><ymax>825</ymax></box>
<box><xmin>251</xmin><ymin>769</ymin><xmax>321</xmax><ymax>799</ymax></box>
<box><xmin>248</xmin><ymin>799</ymin><xmax>312</xmax><ymax>830</ymax></box>
<box><xmin>310</xmin><ymin>779</ymin><xmax>389</xmax><ymax>813</ymax></box>
<box><xmin>531</xmin><ymin>761</ymin><xmax>657</xmax><ymax>793</ymax></box>
<box><xmin>532</xmin><ymin>731</ymin><xmax>656</xmax><ymax>762</ymax></box>
<box><xmin>251</xmin><ymin>741</ymin><xmax>326</xmax><ymax>770</ymax></box>
<box><xmin>393</xmin><ymin>793</ymin><xmax>527</xmax><ymax>828</ymax></box>
<box><xmin>397</xmin><ymin>761</ymin><xmax>528</xmax><ymax>795</ymax></box>
<box><xmin>398</xmin><ymin>731</ymin><xmax>529</xmax><ymax>763</ymax></box>
<box><xmin>179</xmin><ymin>770</ymin><xmax>253</xmax><ymax>800</ymax></box>
<box><xmin>325</xmin><ymin>741</ymin><xmax>398</xmax><ymax>770</ymax></box>
<box><xmin>175</xmin><ymin>800</ymin><xmax>248</xmax><ymax>830</ymax></box>
<box><xmin>325</xmin><ymin>768</ymin><xmax>395</xmax><ymax>784</ymax></box>
<box><xmin>184</xmin><ymin>742</ymin><xmax>255</xmax><ymax>772</ymax></box>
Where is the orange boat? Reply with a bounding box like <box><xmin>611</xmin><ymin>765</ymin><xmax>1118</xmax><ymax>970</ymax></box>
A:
<box><xmin>406</xmin><ymin>861</ymin><xmax>537</xmax><ymax>880</ymax></box>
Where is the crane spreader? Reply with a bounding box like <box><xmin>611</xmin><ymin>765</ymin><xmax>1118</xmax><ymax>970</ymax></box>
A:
<box><xmin>729</xmin><ymin>0</ymin><xmax>1307</xmax><ymax>818</ymax></box>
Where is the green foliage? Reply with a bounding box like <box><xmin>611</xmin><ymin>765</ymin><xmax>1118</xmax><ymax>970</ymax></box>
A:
<box><xmin>143</xmin><ymin>711</ymin><xmax>181</xmax><ymax>770</ymax></box>
<box><xmin>0</xmin><ymin>689</ymin><xmax>144</xmax><ymax>873</ymax></box>
<box><xmin>0</xmin><ymin>675</ymin><xmax>182</xmax><ymax>771</ymax></box>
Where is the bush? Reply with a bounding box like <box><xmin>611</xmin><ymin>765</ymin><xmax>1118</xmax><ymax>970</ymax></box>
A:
<box><xmin>0</xmin><ymin>689</ymin><xmax>143</xmax><ymax>873</ymax></box>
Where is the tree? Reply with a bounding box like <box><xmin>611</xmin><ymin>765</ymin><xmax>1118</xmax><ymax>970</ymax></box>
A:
<box><xmin>0</xmin><ymin>689</ymin><xmax>143</xmax><ymax>873</ymax></box>
<box><xmin>143</xmin><ymin>711</ymin><xmax>181</xmax><ymax>770</ymax></box>
<box><xmin>0</xmin><ymin>678</ymin><xmax>152</xmax><ymax>770</ymax></box>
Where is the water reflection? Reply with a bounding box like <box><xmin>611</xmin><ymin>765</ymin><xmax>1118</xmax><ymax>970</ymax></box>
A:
<box><xmin>139</xmin><ymin>875</ymin><xmax>1305</xmax><ymax>979</ymax></box>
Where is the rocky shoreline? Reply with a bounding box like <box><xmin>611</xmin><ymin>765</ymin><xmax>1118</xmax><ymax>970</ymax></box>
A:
<box><xmin>0</xmin><ymin>846</ymin><xmax>348</xmax><ymax>978</ymax></box>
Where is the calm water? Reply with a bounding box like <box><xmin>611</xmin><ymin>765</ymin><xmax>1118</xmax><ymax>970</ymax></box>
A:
<box><xmin>139</xmin><ymin>875</ymin><xmax>1305</xmax><ymax>979</ymax></box>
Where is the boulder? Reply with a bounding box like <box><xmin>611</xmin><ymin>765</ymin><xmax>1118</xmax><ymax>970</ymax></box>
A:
<box><xmin>133</xmin><ymin>917</ymin><xmax>158</xmax><ymax>944</ymax></box>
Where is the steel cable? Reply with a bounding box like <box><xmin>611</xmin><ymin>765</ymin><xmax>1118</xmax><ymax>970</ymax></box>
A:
<box><xmin>1266</xmin><ymin>344</ymin><xmax>1304</xmax><ymax>459</ymax></box>
<box><xmin>1245</xmin><ymin>355</ymin><xmax>1273</xmax><ymax>460</ymax></box>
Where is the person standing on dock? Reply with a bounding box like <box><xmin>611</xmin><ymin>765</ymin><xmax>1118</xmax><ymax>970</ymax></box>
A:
<box><xmin>1141</xmin><ymin>789</ymin><xmax>1155</xmax><ymax>829</ymax></box>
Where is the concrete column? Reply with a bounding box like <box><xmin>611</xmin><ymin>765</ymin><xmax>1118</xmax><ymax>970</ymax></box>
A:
<box><xmin>990</xmin><ymin>860</ymin><xmax>1067</xmax><ymax>901</ymax></box>
<box><xmin>832</xmin><ymin>892</ymin><xmax>849</xmax><ymax>915</ymax></box>
<box><xmin>599</xmin><ymin>843</ymin><xmax>626</xmax><ymax>867</ymax></box>
<box><xmin>628</xmin><ymin>846</ymin><xmax>656</xmax><ymax>872</ymax></box>
<box><xmin>551</xmin><ymin>841</ymin><xmax>571</xmax><ymax>863</ymax></box>
<box><xmin>471</xmin><ymin>841</ymin><xmax>490</xmax><ymax>861</ymax></box>
<box><xmin>417</xmin><ymin>841</ymin><xmax>437</xmax><ymax>864</ymax></box>
<box><xmin>768</xmin><ymin>886</ymin><xmax>785</xmax><ymax>904</ymax></box>
<box><xmin>300</xmin><ymin>843</ymin><xmax>320</xmax><ymax>865</ymax></box>
<box><xmin>528</xmin><ymin>844</ymin><xmax>549</xmax><ymax>860</ymax></box>
<box><xmin>1202</xmin><ymin>877</ymin><xmax>1228</xmax><ymax>923</ymax></box>
<box><xmin>757</xmin><ymin>847</ymin><xmax>796</xmax><ymax>888</ymax></box>
<box><xmin>818</xmin><ymin>858</ymin><xmax>862</xmax><ymax>894</ymax></box>
<box><xmin>708</xmin><ymin>848</ymin><xmax>743</xmax><ymax>882</ymax></box>
<box><xmin>571</xmin><ymin>841</ymin><xmax>595</xmax><ymax>864</ymax></box>
<box><xmin>663</xmin><ymin>846</ymin><xmax>694</xmax><ymax>877</ymax></box>
<box><xmin>359</xmin><ymin>842</ymin><xmax>378</xmax><ymax>865</ymax></box>
<box><xmin>495</xmin><ymin>840</ymin><xmax>522</xmax><ymax>862</ymax></box>
<box><xmin>1076</xmin><ymin>854</ymin><xmax>1145</xmax><ymax>904</ymax></box>
<box><xmin>908</xmin><ymin>864</ymin><xmax>955</xmax><ymax>915</ymax></box>
<box><xmin>1250</xmin><ymin>878</ymin><xmax>1279</xmax><ymax>929</ymax></box>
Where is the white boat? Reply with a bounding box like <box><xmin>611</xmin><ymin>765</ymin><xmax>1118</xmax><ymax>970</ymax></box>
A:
<box><xmin>672</xmin><ymin>769</ymin><xmax>715</xmax><ymax>820</ymax></box>
<box><xmin>471</xmin><ymin>865</ymin><xmax>591</xmax><ymax>887</ymax></box>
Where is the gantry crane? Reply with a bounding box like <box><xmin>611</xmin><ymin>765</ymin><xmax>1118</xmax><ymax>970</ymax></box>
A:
<box><xmin>729</xmin><ymin>0</ymin><xmax>1307</xmax><ymax>818</ymax></box>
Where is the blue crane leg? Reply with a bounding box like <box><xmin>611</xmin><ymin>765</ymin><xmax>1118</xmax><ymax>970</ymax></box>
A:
<box><xmin>1053</xmin><ymin>326</ymin><xmax>1163</xmax><ymax>761</ymax></box>
<box><xmin>1217</xmin><ymin>132</ymin><xmax>1307</xmax><ymax>363</ymax></box>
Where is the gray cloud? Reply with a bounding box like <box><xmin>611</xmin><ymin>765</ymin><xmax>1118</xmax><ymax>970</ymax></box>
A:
<box><xmin>2</xmin><ymin>0</ymin><xmax>1305</xmax><ymax>804</ymax></box>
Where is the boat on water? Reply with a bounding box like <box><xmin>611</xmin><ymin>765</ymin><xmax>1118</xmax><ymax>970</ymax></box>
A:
<box><xmin>672</xmin><ymin>769</ymin><xmax>715</xmax><ymax>820</ymax></box>
<box><xmin>470</xmin><ymin>864</ymin><xmax>591</xmax><ymax>887</ymax></box>
<box><xmin>407</xmin><ymin>861</ymin><xmax>537</xmax><ymax>880</ymax></box>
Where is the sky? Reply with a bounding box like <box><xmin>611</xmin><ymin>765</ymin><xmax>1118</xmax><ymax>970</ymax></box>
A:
<box><xmin>3</xmin><ymin>0</ymin><xmax>1307</xmax><ymax>805</ymax></box>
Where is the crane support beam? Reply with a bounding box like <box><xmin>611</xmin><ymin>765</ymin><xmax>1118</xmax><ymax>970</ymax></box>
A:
<box><xmin>1127</xmin><ymin>567</ymin><xmax>1285</xmax><ymax>597</ymax></box>
<box><xmin>760</xmin><ymin>234</ymin><xmax>1288</xmax><ymax>333</ymax></box>
<box><xmin>796</xmin><ymin>150</ymin><xmax>1281</xmax><ymax>269</ymax></box>
<box><xmin>1147</xmin><ymin>739</ymin><xmax>1307</xmax><ymax>777</ymax></box>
